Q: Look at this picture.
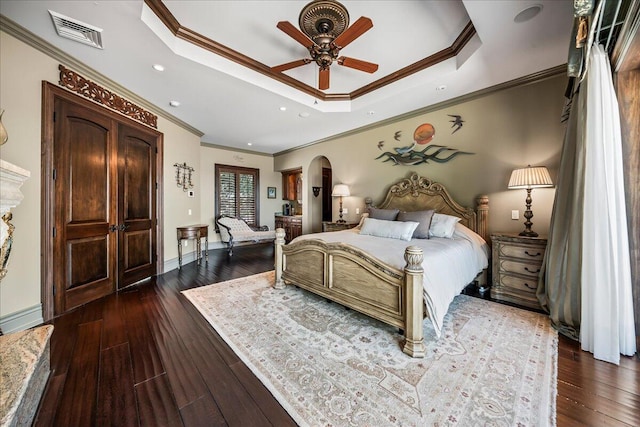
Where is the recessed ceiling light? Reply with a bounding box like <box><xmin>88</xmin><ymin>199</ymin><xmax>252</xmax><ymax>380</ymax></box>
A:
<box><xmin>514</xmin><ymin>4</ymin><xmax>543</xmax><ymax>23</ymax></box>
<box><xmin>279</xmin><ymin>106</ymin><xmax>287</xmax><ymax>111</ymax></box>
<box><xmin>247</xmin><ymin>143</ymin><xmax>252</xmax><ymax>146</ymax></box>
<box><xmin>169</xmin><ymin>100</ymin><xmax>180</xmax><ymax>107</ymax></box>
<box><xmin>152</xmin><ymin>64</ymin><xmax>165</xmax><ymax>72</ymax></box>
<box><xmin>299</xmin><ymin>112</ymin><xmax>310</xmax><ymax>118</ymax></box>
<box><xmin>436</xmin><ymin>85</ymin><xmax>447</xmax><ymax>91</ymax></box>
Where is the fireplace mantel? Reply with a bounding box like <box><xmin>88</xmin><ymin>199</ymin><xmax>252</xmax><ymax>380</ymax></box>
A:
<box><xmin>0</xmin><ymin>159</ymin><xmax>30</xmax><ymax>280</ymax></box>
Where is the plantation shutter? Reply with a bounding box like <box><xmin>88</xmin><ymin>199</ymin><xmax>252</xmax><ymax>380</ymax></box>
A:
<box><xmin>215</xmin><ymin>164</ymin><xmax>259</xmax><ymax>227</ymax></box>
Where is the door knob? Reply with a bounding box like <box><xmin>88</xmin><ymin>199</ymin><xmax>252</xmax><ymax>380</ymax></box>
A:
<box><xmin>109</xmin><ymin>225</ymin><xmax>118</xmax><ymax>232</ymax></box>
<box><xmin>119</xmin><ymin>224</ymin><xmax>129</xmax><ymax>231</ymax></box>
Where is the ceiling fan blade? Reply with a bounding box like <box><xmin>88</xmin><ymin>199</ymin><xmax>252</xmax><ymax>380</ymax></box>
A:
<box><xmin>277</xmin><ymin>21</ymin><xmax>314</xmax><ymax>48</ymax></box>
<box><xmin>333</xmin><ymin>17</ymin><xmax>373</xmax><ymax>49</ymax></box>
<box><xmin>319</xmin><ymin>68</ymin><xmax>330</xmax><ymax>90</ymax></box>
<box><xmin>272</xmin><ymin>59</ymin><xmax>311</xmax><ymax>73</ymax></box>
<box><xmin>337</xmin><ymin>57</ymin><xmax>379</xmax><ymax>73</ymax></box>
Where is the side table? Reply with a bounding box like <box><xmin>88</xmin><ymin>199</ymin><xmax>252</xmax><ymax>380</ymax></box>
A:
<box><xmin>322</xmin><ymin>221</ymin><xmax>358</xmax><ymax>232</ymax></box>
<box><xmin>177</xmin><ymin>224</ymin><xmax>209</xmax><ymax>268</ymax></box>
<box><xmin>491</xmin><ymin>232</ymin><xmax>547</xmax><ymax>310</ymax></box>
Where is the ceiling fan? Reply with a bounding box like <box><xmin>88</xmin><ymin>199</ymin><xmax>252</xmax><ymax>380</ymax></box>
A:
<box><xmin>272</xmin><ymin>0</ymin><xmax>378</xmax><ymax>91</ymax></box>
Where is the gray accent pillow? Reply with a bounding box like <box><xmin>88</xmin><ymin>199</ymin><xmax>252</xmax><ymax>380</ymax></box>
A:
<box><xmin>397</xmin><ymin>210</ymin><xmax>435</xmax><ymax>239</ymax></box>
<box><xmin>368</xmin><ymin>207</ymin><xmax>400</xmax><ymax>221</ymax></box>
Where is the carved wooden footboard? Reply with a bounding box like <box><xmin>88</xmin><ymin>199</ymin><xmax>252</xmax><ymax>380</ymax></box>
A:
<box><xmin>274</xmin><ymin>229</ymin><xmax>427</xmax><ymax>357</ymax></box>
<box><xmin>273</xmin><ymin>173</ymin><xmax>490</xmax><ymax>359</ymax></box>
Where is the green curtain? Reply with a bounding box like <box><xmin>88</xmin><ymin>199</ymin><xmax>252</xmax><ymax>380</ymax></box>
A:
<box><xmin>536</xmin><ymin>86</ymin><xmax>585</xmax><ymax>340</ymax></box>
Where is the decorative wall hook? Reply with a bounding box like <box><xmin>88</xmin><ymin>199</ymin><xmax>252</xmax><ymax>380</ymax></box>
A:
<box><xmin>312</xmin><ymin>186</ymin><xmax>321</xmax><ymax>197</ymax></box>
<box><xmin>173</xmin><ymin>162</ymin><xmax>194</xmax><ymax>191</ymax></box>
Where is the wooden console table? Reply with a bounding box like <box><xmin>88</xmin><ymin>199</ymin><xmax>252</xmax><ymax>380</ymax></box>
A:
<box><xmin>177</xmin><ymin>224</ymin><xmax>209</xmax><ymax>268</ymax></box>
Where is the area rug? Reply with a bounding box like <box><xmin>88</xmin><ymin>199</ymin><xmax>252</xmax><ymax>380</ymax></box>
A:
<box><xmin>182</xmin><ymin>271</ymin><xmax>557</xmax><ymax>427</ymax></box>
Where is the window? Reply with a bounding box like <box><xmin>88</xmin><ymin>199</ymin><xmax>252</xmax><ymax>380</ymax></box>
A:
<box><xmin>215</xmin><ymin>164</ymin><xmax>260</xmax><ymax>227</ymax></box>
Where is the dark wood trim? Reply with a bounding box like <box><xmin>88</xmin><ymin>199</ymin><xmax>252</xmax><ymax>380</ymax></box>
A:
<box><xmin>40</xmin><ymin>82</ymin><xmax>165</xmax><ymax>321</ymax></box>
<box><xmin>214</xmin><ymin>164</ymin><xmax>261</xmax><ymax>227</ymax></box>
<box><xmin>351</xmin><ymin>21</ymin><xmax>476</xmax><ymax>100</ymax></box>
<box><xmin>41</xmin><ymin>82</ymin><xmax>55</xmax><ymax>322</ymax></box>
<box><xmin>614</xmin><ymin>3</ymin><xmax>640</xmax><ymax>352</ymax></box>
<box><xmin>143</xmin><ymin>0</ymin><xmax>476</xmax><ymax>102</ymax></box>
<box><xmin>58</xmin><ymin>65</ymin><xmax>158</xmax><ymax>128</ymax></box>
<box><xmin>156</xmin><ymin>134</ymin><xmax>165</xmax><ymax>276</ymax></box>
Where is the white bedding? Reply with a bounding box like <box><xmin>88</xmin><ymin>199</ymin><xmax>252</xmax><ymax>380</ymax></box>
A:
<box><xmin>292</xmin><ymin>223</ymin><xmax>489</xmax><ymax>338</ymax></box>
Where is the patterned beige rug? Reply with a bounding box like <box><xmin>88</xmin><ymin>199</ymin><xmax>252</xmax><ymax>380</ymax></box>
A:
<box><xmin>183</xmin><ymin>271</ymin><xmax>557</xmax><ymax>426</ymax></box>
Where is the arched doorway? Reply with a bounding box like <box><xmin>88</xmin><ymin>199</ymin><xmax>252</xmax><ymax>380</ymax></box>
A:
<box><xmin>308</xmin><ymin>156</ymin><xmax>332</xmax><ymax>233</ymax></box>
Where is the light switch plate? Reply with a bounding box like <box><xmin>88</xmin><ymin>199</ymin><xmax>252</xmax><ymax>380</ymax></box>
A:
<box><xmin>342</xmin><ymin>208</ymin><xmax>348</xmax><ymax>214</ymax></box>
<box><xmin>511</xmin><ymin>210</ymin><xmax>519</xmax><ymax>220</ymax></box>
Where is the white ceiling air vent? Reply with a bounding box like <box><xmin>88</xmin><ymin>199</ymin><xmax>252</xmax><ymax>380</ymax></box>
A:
<box><xmin>49</xmin><ymin>10</ymin><xmax>103</xmax><ymax>49</ymax></box>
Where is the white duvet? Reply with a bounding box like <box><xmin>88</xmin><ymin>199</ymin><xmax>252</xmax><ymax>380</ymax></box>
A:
<box><xmin>292</xmin><ymin>223</ymin><xmax>489</xmax><ymax>338</ymax></box>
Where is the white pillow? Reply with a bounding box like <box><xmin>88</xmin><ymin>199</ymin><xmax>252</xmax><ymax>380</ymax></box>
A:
<box><xmin>429</xmin><ymin>213</ymin><xmax>461</xmax><ymax>238</ymax></box>
<box><xmin>359</xmin><ymin>217</ymin><xmax>419</xmax><ymax>241</ymax></box>
<box><xmin>355</xmin><ymin>212</ymin><xmax>369</xmax><ymax>229</ymax></box>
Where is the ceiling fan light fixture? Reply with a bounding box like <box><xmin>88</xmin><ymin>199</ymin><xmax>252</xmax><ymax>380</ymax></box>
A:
<box><xmin>299</xmin><ymin>0</ymin><xmax>349</xmax><ymax>41</ymax></box>
<box><xmin>273</xmin><ymin>0</ymin><xmax>376</xmax><ymax>90</ymax></box>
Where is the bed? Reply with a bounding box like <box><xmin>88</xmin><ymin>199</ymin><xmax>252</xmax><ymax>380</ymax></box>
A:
<box><xmin>274</xmin><ymin>173</ymin><xmax>490</xmax><ymax>358</ymax></box>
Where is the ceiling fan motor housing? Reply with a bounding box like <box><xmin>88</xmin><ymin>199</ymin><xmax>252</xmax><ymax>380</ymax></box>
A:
<box><xmin>299</xmin><ymin>0</ymin><xmax>349</xmax><ymax>69</ymax></box>
<box><xmin>299</xmin><ymin>0</ymin><xmax>350</xmax><ymax>41</ymax></box>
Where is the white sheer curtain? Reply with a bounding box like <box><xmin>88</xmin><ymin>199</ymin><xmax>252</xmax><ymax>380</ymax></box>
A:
<box><xmin>580</xmin><ymin>44</ymin><xmax>636</xmax><ymax>364</ymax></box>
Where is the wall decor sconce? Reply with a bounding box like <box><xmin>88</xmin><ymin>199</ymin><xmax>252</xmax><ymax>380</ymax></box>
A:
<box><xmin>312</xmin><ymin>186</ymin><xmax>321</xmax><ymax>197</ymax></box>
<box><xmin>174</xmin><ymin>162</ymin><xmax>194</xmax><ymax>191</ymax></box>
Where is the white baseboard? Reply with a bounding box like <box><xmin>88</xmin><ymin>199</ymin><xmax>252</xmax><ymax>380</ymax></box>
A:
<box><xmin>162</xmin><ymin>241</ymin><xmax>226</xmax><ymax>272</ymax></box>
<box><xmin>0</xmin><ymin>304</ymin><xmax>43</xmax><ymax>334</ymax></box>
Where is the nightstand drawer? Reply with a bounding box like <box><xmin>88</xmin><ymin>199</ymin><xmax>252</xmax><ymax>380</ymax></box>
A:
<box><xmin>491</xmin><ymin>233</ymin><xmax>547</xmax><ymax>310</ymax></box>
<box><xmin>498</xmin><ymin>259</ymin><xmax>542</xmax><ymax>277</ymax></box>
<box><xmin>496</xmin><ymin>273</ymin><xmax>539</xmax><ymax>294</ymax></box>
<box><xmin>497</xmin><ymin>243</ymin><xmax>545</xmax><ymax>261</ymax></box>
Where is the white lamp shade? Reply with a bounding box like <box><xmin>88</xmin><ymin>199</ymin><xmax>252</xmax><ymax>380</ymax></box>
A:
<box><xmin>331</xmin><ymin>184</ymin><xmax>350</xmax><ymax>197</ymax></box>
<box><xmin>508</xmin><ymin>166</ymin><xmax>553</xmax><ymax>189</ymax></box>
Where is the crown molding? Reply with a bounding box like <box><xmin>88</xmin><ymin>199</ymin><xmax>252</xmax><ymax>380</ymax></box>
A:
<box><xmin>143</xmin><ymin>0</ymin><xmax>476</xmax><ymax>101</ymax></box>
<box><xmin>0</xmin><ymin>14</ymin><xmax>204</xmax><ymax>137</ymax></box>
<box><xmin>275</xmin><ymin>64</ymin><xmax>567</xmax><ymax>156</ymax></box>
<box><xmin>199</xmin><ymin>141</ymin><xmax>274</xmax><ymax>157</ymax></box>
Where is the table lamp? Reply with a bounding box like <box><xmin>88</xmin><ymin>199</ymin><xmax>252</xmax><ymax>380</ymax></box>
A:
<box><xmin>508</xmin><ymin>165</ymin><xmax>553</xmax><ymax>237</ymax></box>
<box><xmin>331</xmin><ymin>184</ymin><xmax>350</xmax><ymax>223</ymax></box>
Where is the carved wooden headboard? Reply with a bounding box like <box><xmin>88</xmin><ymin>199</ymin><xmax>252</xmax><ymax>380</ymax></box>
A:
<box><xmin>365</xmin><ymin>174</ymin><xmax>489</xmax><ymax>243</ymax></box>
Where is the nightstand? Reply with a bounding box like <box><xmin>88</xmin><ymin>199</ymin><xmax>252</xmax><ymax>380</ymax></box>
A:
<box><xmin>491</xmin><ymin>233</ymin><xmax>548</xmax><ymax>310</ymax></box>
<box><xmin>322</xmin><ymin>221</ymin><xmax>358</xmax><ymax>232</ymax></box>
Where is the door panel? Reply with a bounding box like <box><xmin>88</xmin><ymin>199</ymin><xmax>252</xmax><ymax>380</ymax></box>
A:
<box><xmin>322</xmin><ymin>168</ymin><xmax>332</xmax><ymax>222</ymax></box>
<box><xmin>118</xmin><ymin>124</ymin><xmax>157</xmax><ymax>287</ymax></box>
<box><xmin>54</xmin><ymin>99</ymin><xmax>116</xmax><ymax>314</ymax></box>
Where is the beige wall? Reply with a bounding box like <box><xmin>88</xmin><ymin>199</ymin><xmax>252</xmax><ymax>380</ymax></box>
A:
<box><xmin>275</xmin><ymin>75</ymin><xmax>566</xmax><ymax>236</ymax></box>
<box><xmin>0</xmin><ymin>26</ymin><xmax>567</xmax><ymax>326</ymax></box>
<box><xmin>0</xmin><ymin>31</ymin><xmax>204</xmax><ymax>320</ymax></box>
<box><xmin>0</xmin><ymin>30</ymin><xmax>283</xmax><ymax>322</ymax></box>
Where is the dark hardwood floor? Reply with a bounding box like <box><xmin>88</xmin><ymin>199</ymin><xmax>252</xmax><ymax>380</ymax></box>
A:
<box><xmin>33</xmin><ymin>243</ymin><xmax>640</xmax><ymax>426</ymax></box>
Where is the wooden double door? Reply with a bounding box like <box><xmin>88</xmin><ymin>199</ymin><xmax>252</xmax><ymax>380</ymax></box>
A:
<box><xmin>43</xmin><ymin>83</ymin><xmax>161</xmax><ymax>317</ymax></box>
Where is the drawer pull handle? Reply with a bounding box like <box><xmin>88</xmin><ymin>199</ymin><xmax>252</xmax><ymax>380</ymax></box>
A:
<box><xmin>524</xmin><ymin>282</ymin><xmax>536</xmax><ymax>290</ymax></box>
<box><xmin>524</xmin><ymin>250</ymin><xmax>541</xmax><ymax>257</ymax></box>
<box><xmin>524</xmin><ymin>266</ymin><xmax>541</xmax><ymax>274</ymax></box>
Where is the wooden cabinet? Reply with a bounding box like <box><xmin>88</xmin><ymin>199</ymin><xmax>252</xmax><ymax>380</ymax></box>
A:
<box><xmin>282</xmin><ymin>169</ymin><xmax>302</xmax><ymax>201</ymax></box>
<box><xmin>322</xmin><ymin>222</ymin><xmax>358</xmax><ymax>232</ymax></box>
<box><xmin>491</xmin><ymin>233</ymin><xmax>547</xmax><ymax>310</ymax></box>
<box><xmin>275</xmin><ymin>215</ymin><xmax>302</xmax><ymax>242</ymax></box>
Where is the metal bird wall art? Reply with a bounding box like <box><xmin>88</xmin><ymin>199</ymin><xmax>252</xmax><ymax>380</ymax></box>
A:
<box><xmin>375</xmin><ymin>122</ymin><xmax>473</xmax><ymax>166</ymax></box>
<box><xmin>448</xmin><ymin>114</ymin><xmax>464</xmax><ymax>134</ymax></box>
